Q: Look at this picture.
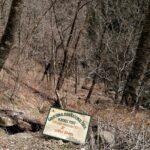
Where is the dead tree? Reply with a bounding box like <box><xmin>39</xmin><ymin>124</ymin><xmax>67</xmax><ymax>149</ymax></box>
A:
<box><xmin>85</xmin><ymin>72</ymin><xmax>97</xmax><ymax>102</ymax></box>
<box><xmin>85</xmin><ymin>25</ymin><xmax>106</xmax><ymax>103</ymax></box>
<box><xmin>41</xmin><ymin>62</ymin><xmax>51</xmax><ymax>81</ymax></box>
<box><xmin>56</xmin><ymin>0</ymin><xmax>92</xmax><ymax>91</ymax></box>
<box><xmin>121</xmin><ymin>3</ymin><xmax>150</xmax><ymax>107</ymax></box>
<box><xmin>0</xmin><ymin>0</ymin><xmax>23</xmax><ymax>71</ymax></box>
<box><xmin>56</xmin><ymin>1</ymin><xmax>81</xmax><ymax>91</ymax></box>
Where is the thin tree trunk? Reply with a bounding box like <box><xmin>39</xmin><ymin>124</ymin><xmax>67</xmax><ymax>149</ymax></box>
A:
<box><xmin>56</xmin><ymin>2</ymin><xmax>80</xmax><ymax>91</ymax></box>
<box><xmin>74</xmin><ymin>54</ymin><xmax>78</xmax><ymax>94</ymax></box>
<box><xmin>56</xmin><ymin>50</ymin><xmax>69</xmax><ymax>90</ymax></box>
<box><xmin>68</xmin><ymin>29</ymin><xmax>82</xmax><ymax>74</ymax></box>
<box><xmin>85</xmin><ymin>25</ymin><xmax>107</xmax><ymax>103</ymax></box>
<box><xmin>85</xmin><ymin>74</ymin><xmax>97</xmax><ymax>103</ymax></box>
<box><xmin>0</xmin><ymin>0</ymin><xmax>23</xmax><ymax>71</ymax></box>
<box><xmin>121</xmin><ymin>4</ymin><xmax>150</xmax><ymax>107</ymax></box>
<box><xmin>55</xmin><ymin>0</ymin><xmax>90</xmax><ymax>91</ymax></box>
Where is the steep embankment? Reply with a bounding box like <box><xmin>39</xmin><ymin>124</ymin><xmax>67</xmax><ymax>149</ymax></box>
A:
<box><xmin>0</xmin><ymin>51</ymin><xmax>149</xmax><ymax>149</ymax></box>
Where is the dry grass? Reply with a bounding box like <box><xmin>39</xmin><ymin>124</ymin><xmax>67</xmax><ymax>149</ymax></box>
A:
<box><xmin>0</xmin><ymin>56</ymin><xmax>149</xmax><ymax>150</ymax></box>
<box><xmin>86</xmin><ymin>117</ymin><xmax>150</xmax><ymax>150</ymax></box>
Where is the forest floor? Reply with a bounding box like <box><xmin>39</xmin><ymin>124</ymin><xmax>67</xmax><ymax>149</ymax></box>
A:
<box><xmin>0</xmin><ymin>56</ymin><xmax>150</xmax><ymax>150</ymax></box>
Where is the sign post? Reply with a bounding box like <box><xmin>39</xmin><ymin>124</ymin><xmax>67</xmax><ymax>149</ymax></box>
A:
<box><xmin>43</xmin><ymin>107</ymin><xmax>91</xmax><ymax>144</ymax></box>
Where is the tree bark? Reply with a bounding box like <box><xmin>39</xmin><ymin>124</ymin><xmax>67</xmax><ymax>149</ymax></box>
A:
<box><xmin>121</xmin><ymin>4</ymin><xmax>150</xmax><ymax>107</ymax></box>
<box><xmin>56</xmin><ymin>2</ymin><xmax>80</xmax><ymax>91</ymax></box>
<box><xmin>85</xmin><ymin>74</ymin><xmax>97</xmax><ymax>103</ymax></box>
<box><xmin>0</xmin><ymin>0</ymin><xmax>23</xmax><ymax>71</ymax></box>
<box><xmin>56</xmin><ymin>50</ymin><xmax>69</xmax><ymax>90</ymax></box>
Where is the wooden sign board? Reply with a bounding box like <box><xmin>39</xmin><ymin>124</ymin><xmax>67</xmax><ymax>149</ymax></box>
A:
<box><xmin>43</xmin><ymin>107</ymin><xmax>91</xmax><ymax>144</ymax></box>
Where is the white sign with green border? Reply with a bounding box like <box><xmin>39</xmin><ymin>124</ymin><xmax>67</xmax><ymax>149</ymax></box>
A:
<box><xmin>43</xmin><ymin>107</ymin><xmax>91</xmax><ymax>144</ymax></box>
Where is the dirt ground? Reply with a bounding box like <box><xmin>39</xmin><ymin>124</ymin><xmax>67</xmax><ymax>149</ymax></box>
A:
<box><xmin>0</xmin><ymin>58</ymin><xmax>150</xmax><ymax>150</ymax></box>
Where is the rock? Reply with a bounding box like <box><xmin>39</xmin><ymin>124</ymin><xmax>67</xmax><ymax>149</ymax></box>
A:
<box><xmin>0</xmin><ymin>128</ymin><xmax>6</xmax><ymax>136</ymax></box>
<box><xmin>100</xmin><ymin>131</ymin><xmax>115</xmax><ymax>145</ymax></box>
<box><xmin>10</xmin><ymin>132</ymin><xmax>33</xmax><ymax>139</ymax></box>
<box><xmin>81</xmin><ymin>145</ymin><xmax>89</xmax><ymax>150</ymax></box>
<box><xmin>38</xmin><ymin>102</ymin><xmax>48</xmax><ymax>114</ymax></box>
<box><xmin>58</xmin><ymin>140</ymin><xmax>64</xmax><ymax>146</ymax></box>
<box><xmin>0</xmin><ymin>114</ymin><xmax>17</xmax><ymax>127</ymax></box>
<box><xmin>18</xmin><ymin>120</ymin><xmax>32</xmax><ymax>131</ymax></box>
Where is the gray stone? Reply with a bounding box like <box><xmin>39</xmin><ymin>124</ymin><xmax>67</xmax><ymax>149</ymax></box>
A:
<box><xmin>0</xmin><ymin>114</ymin><xmax>17</xmax><ymax>127</ymax></box>
<box><xmin>100</xmin><ymin>131</ymin><xmax>115</xmax><ymax>145</ymax></box>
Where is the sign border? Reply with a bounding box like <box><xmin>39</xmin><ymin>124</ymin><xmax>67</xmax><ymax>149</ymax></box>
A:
<box><xmin>42</xmin><ymin>107</ymin><xmax>92</xmax><ymax>144</ymax></box>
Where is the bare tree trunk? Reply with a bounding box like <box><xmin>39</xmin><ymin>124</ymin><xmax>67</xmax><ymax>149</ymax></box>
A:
<box><xmin>56</xmin><ymin>50</ymin><xmax>69</xmax><ymax>90</ymax></box>
<box><xmin>85</xmin><ymin>74</ymin><xmax>97</xmax><ymax>103</ymax></box>
<box><xmin>56</xmin><ymin>2</ymin><xmax>80</xmax><ymax>91</ymax></box>
<box><xmin>0</xmin><ymin>0</ymin><xmax>23</xmax><ymax>71</ymax></box>
<box><xmin>121</xmin><ymin>4</ymin><xmax>150</xmax><ymax>107</ymax></box>
<box><xmin>74</xmin><ymin>54</ymin><xmax>78</xmax><ymax>94</ymax></box>
<box><xmin>85</xmin><ymin>23</ymin><xmax>107</xmax><ymax>103</ymax></box>
<box><xmin>68</xmin><ymin>29</ymin><xmax>82</xmax><ymax>73</ymax></box>
<box><xmin>56</xmin><ymin>0</ymin><xmax>91</xmax><ymax>91</ymax></box>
